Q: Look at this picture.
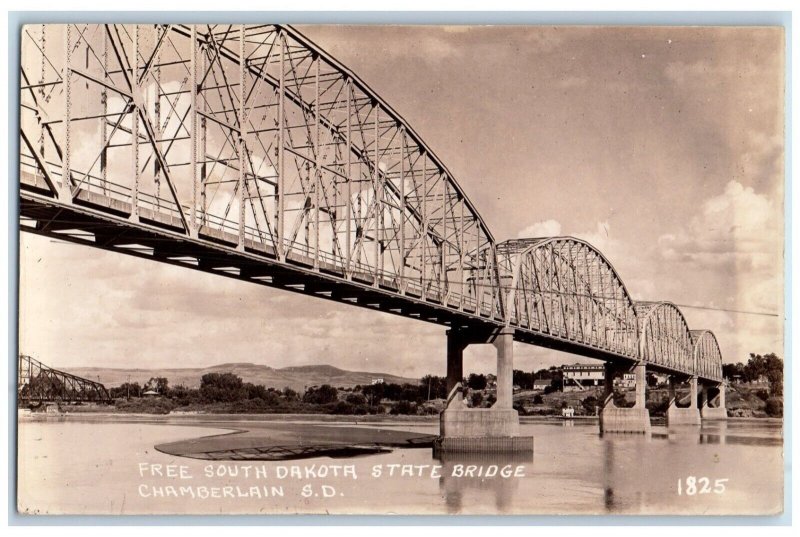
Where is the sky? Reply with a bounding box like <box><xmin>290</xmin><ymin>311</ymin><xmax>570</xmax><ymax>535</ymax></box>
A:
<box><xmin>18</xmin><ymin>25</ymin><xmax>785</xmax><ymax>378</ymax></box>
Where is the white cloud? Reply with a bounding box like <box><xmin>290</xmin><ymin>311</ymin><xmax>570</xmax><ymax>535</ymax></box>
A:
<box><xmin>658</xmin><ymin>180</ymin><xmax>782</xmax><ymax>276</ymax></box>
<box><xmin>655</xmin><ymin>180</ymin><xmax>783</xmax><ymax>362</ymax></box>
<box><xmin>517</xmin><ymin>219</ymin><xmax>562</xmax><ymax>238</ymax></box>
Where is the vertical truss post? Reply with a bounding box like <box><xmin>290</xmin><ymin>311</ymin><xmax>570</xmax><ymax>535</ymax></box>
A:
<box><xmin>130</xmin><ymin>24</ymin><xmax>140</xmax><ymax>222</ymax></box>
<box><xmin>421</xmin><ymin>153</ymin><xmax>427</xmax><ymax>301</ymax></box>
<box><xmin>154</xmin><ymin>26</ymin><xmax>161</xmax><ymax>206</ymax></box>
<box><xmin>101</xmin><ymin>28</ymin><xmax>108</xmax><ymax>195</ymax></box>
<box><xmin>60</xmin><ymin>24</ymin><xmax>72</xmax><ymax>202</ymax></box>
<box><xmin>345</xmin><ymin>78</ymin><xmax>352</xmax><ymax>278</ymax></box>
<box><xmin>200</xmin><ymin>42</ymin><xmax>207</xmax><ymax>227</ymax></box>
<box><xmin>190</xmin><ymin>25</ymin><xmax>198</xmax><ymax>238</ymax></box>
<box><xmin>399</xmin><ymin>126</ymin><xmax>406</xmax><ymax>293</ymax></box>
<box><xmin>313</xmin><ymin>54</ymin><xmax>320</xmax><ymax>269</ymax></box>
<box><xmin>373</xmin><ymin>103</ymin><xmax>380</xmax><ymax>286</ymax></box>
<box><xmin>474</xmin><ymin>225</ymin><xmax>481</xmax><ymax>313</ymax></box>
<box><xmin>441</xmin><ymin>175</ymin><xmax>447</xmax><ymax>302</ymax></box>
<box><xmin>458</xmin><ymin>199</ymin><xmax>464</xmax><ymax>310</ymax></box>
<box><xmin>38</xmin><ymin>26</ymin><xmax>46</xmax><ymax>167</ymax></box>
<box><xmin>277</xmin><ymin>30</ymin><xmax>285</xmax><ymax>261</ymax></box>
<box><xmin>237</xmin><ymin>24</ymin><xmax>246</xmax><ymax>250</ymax></box>
<box><xmin>493</xmin><ymin>243</ymin><xmax>501</xmax><ymax>319</ymax></box>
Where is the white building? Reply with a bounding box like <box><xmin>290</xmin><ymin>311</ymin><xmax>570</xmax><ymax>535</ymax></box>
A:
<box><xmin>562</xmin><ymin>363</ymin><xmax>605</xmax><ymax>391</ymax></box>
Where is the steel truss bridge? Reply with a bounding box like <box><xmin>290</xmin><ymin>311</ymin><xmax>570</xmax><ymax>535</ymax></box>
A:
<box><xmin>18</xmin><ymin>24</ymin><xmax>723</xmax><ymax>383</ymax></box>
<box><xmin>18</xmin><ymin>354</ymin><xmax>112</xmax><ymax>405</ymax></box>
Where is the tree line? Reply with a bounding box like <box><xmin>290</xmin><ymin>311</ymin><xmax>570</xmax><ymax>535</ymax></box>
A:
<box><xmin>108</xmin><ymin>367</ymin><xmax>554</xmax><ymax>415</ymax></box>
<box><xmin>110</xmin><ymin>372</ymin><xmax>454</xmax><ymax>415</ymax></box>
<box><xmin>722</xmin><ymin>353</ymin><xmax>783</xmax><ymax>396</ymax></box>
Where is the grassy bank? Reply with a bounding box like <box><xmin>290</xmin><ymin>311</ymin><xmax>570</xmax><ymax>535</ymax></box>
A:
<box><xmin>26</xmin><ymin>382</ymin><xmax>781</xmax><ymax>419</ymax></box>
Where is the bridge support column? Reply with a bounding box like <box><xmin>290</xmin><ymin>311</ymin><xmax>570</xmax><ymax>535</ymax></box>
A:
<box><xmin>599</xmin><ymin>362</ymin><xmax>651</xmax><ymax>434</ymax></box>
<box><xmin>634</xmin><ymin>362</ymin><xmax>646</xmax><ymax>408</ymax></box>
<box><xmin>689</xmin><ymin>376</ymin><xmax>698</xmax><ymax>409</ymax></box>
<box><xmin>666</xmin><ymin>376</ymin><xmax>701</xmax><ymax>427</ymax></box>
<box><xmin>446</xmin><ymin>329</ymin><xmax>466</xmax><ymax>406</ymax></box>
<box><xmin>493</xmin><ymin>327</ymin><xmax>514</xmax><ymax>409</ymax></box>
<box><xmin>701</xmin><ymin>382</ymin><xmax>728</xmax><ymax>420</ymax></box>
<box><xmin>437</xmin><ymin>327</ymin><xmax>533</xmax><ymax>454</ymax></box>
<box><xmin>698</xmin><ymin>383</ymin><xmax>708</xmax><ymax>412</ymax></box>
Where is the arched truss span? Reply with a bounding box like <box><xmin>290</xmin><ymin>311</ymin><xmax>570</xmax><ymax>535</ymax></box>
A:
<box><xmin>497</xmin><ymin>237</ymin><xmax>639</xmax><ymax>358</ymax></box>
<box><xmin>690</xmin><ymin>330</ymin><xmax>724</xmax><ymax>382</ymax></box>
<box><xmin>635</xmin><ymin>301</ymin><xmax>694</xmax><ymax>374</ymax></box>
<box><xmin>19</xmin><ymin>24</ymin><xmax>495</xmax><ymax>306</ymax></box>
<box><xmin>18</xmin><ymin>24</ymin><xmax>725</xmax><ymax>381</ymax></box>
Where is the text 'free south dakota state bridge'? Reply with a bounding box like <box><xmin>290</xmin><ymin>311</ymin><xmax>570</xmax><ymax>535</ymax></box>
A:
<box><xmin>18</xmin><ymin>24</ymin><xmax>727</xmax><ymax>448</ymax></box>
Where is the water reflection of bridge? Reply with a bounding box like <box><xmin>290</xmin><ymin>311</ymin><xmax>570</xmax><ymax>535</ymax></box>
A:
<box><xmin>435</xmin><ymin>452</ymin><xmax>530</xmax><ymax>514</ymax></box>
<box><xmin>19</xmin><ymin>24</ymin><xmax>726</xmax><ymax>445</ymax></box>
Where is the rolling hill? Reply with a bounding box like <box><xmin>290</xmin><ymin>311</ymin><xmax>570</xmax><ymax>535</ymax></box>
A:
<box><xmin>62</xmin><ymin>362</ymin><xmax>418</xmax><ymax>391</ymax></box>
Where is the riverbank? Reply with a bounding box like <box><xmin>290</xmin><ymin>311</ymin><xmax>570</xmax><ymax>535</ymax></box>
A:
<box><xmin>18</xmin><ymin>408</ymin><xmax>439</xmax><ymax>423</ymax></box>
<box><xmin>19</xmin><ymin>379</ymin><xmax>783</xmax><ymax>421</ymax></box>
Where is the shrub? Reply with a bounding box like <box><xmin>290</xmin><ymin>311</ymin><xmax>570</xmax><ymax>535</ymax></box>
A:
<box><xmin>303</xmin><ymin>384</ymin><xmax>339</xmax><ymax>405</ymax></box>
<box><xmin>352</xmin><ymin>404</ymin><xmax>370</xmax><ymax>415</ymax></box>
<box><xmin>467</xmin><ymin>374</ymin><xmax>487</xmax><ymax>390</ymax></box>
<box><xmin>470</xmin><ymin>391</ymin><xmax>484</xmax><ymax>407</ymax></box>
<box><xmin>613</xmin><ymin>391</ymin><xmax>632</xmax><ymax>408</ymax></box>
<box><xmin>390</xmin><ymin>400</ymin><xmax>416</xmax><ymax>415</ymax></box>
<box><xmin>755</xmin><ymin>389</ymin><xmax>770</xmax><ymax>402</ymax></box>
<box><xmin>533</xmin><ymin>394</ymin><xmax>544</xmax><ymax>405</ymax></box>
<box><xmin>765</xmin><ymin>397</ymin><xmax>783</xmax><ymax>417</ymax></box>
<box><xmin>200</xmin><ymin>372</ymin><xmax>244</xmax><ymax>403</ymax></box>
<box><xmin>331</xmin><ymin>401</ymin><xmax>356</xmax><ymax>415</ymax></box>
<box><xmin>115</xmin><ymin>397</ymin><xmax>176</xmax><ymax>414</ymax></box>
<box><xmin>346</xmin><ymin>393</ymin><xmax>367</xmax><ymax>406</ymax></box>
<box><xmin>645</xmin><ymin>395</ymin><xmax>670</xmax><ymax>416</ymax></box>
<box><xmin>282</xmin><ymin>387</ymin><xmax>300</xmax><ymax>400</ymax></box>
<box><xmin>581</xmin><ymin>395</ymin><xmax>599</xmax><ymax>414</ymax></box>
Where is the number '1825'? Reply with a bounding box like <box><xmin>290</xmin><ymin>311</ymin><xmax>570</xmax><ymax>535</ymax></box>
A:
<box><xmin>677</xmin><ymin>476</ymin><xmax>728</xmax><ymax>495</ymax></box>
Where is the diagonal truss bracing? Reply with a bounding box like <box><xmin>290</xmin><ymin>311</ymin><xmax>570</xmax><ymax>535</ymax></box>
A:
<box><xmin>18</xmin><ymin>354</ymin><xmax>112</xmax><ymax>404</ymax></box>
<box><xmin>18</xmin><ymin>24</ymin><xmax>723</xmax><ymax>382</ymax></box>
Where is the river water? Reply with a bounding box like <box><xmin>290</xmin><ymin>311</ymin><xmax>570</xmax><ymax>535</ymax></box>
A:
<box><xmin>16</xmin><ymin>415</ymin><xmax>783</xmax><ymax>516</ymax></box>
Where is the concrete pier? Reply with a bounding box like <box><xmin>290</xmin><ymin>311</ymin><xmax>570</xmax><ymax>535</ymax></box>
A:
<box><xmin>600</xmin><ymin>362</ymin><xmax>651</xmax><ymax>434</ymax></box>
<box><xmin>666</xmin><ymin>376</ymin><xmax>701</xmax><ymax>427</ymax></box>
<box><xmin>701</xmin><ymin>383</ymin><xmax>728</xmax><ymax>420</ymax></box>
<box><xmin>438</xmin><ymin>327</ymin><xmax>533</xmax><ymax>453</ymax></box>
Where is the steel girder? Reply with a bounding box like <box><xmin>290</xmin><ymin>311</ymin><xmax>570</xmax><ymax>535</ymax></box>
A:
<box><xmin>18</xmin><ymin>24</ymin><xmax>725</xmax><ymax>382</ymax></box>
<box><xmin>690</xmin><ymin>330</ymin><xmax>724</xmax><ymax>382</ymax></box>
<box><xmin>17</xmin><ymin>354</ymin><xmax>112</xmax><ymax>404</ymax></box>
<box><xmin>19</xmin><ymin>24</ymin><xmax>494</xmax><ymax>307</ymax></box>
<box><xmin>635</xmin><ymin>301</ymin><xmax>695</xmax><ymax>376</ymax></box>
<box><xmin>497</xmin><ymin>237</ymin><xmax>639</xmax><ymax>359</ymax></box>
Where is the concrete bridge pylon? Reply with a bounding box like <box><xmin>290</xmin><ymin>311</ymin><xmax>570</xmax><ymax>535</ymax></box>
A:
<box><xmin>599</xmin><ymin>362</ymin><xmax>652</xmax><ymax>434</ymax></box>
<box><xmin>666</xmin><ymin>375</ymin><xmax>702</xmax><ymax>427</ymax></box>
<box><xmin>700</xmin><ymin>382</ymin><xmax>728</xmax><ymax>420</ymax></box>
<box><xmin>436</xmin><ymin>327</ymin><xmax>533</xmax><ymax>454</ymax></box>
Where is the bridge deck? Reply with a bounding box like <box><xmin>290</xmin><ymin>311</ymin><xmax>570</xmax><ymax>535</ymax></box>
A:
<box><xmin>21</xmin><ymin>175</ymin><xmax>707</xmax><ymax>380</ymax></box>
<box><xmin>17</xmin><ymin>24</ymin><xmax>723</xmax><ymax>383</ymax></box>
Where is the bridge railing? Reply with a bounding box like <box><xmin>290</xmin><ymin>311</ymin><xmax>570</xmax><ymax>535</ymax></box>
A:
<box><xmin>20</xmin><ymin>161</ymin><xmax>723</xmax><ymax>379</ymax></box>
<box><xmin>22</xmin><ymin>165</ymin><xmax>500</xmax><ymax>311</ymax></box>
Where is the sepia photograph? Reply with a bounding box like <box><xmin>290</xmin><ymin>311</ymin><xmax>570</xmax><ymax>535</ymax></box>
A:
<box><xmin>14</xmin><ymin>19</ymin><xmax>786</xmax><ymax>517</ymax></box>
